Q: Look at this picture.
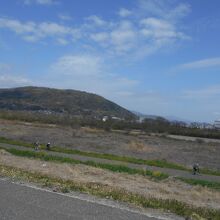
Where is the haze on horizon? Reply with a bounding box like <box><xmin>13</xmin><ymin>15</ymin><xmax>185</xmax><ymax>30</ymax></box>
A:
<box><xmin>0</xmin><ymin>0</ymin><xmax>220</xmax><ymax>123</ymax></box>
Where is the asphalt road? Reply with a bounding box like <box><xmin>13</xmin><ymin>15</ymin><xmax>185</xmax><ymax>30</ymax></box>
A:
<box><xmin>1</xmin><ymin>143</ymin><xmax>220</xmax><ymax>183</ymax></box>
<box><xmin>0</xmin><ymin>179</ymin><xmax>162</xmax><ymax>220</ymax></box>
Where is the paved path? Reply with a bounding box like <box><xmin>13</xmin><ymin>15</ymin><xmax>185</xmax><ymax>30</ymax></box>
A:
<box><xmin>1</xmin><ymin>143</ymin><xmax>220</xmax><ymax>183</ymax></box>
<box><xmin>0</xmin><ymin>179</ymin><xmax>166</xmax><ymax>220</ymax></box>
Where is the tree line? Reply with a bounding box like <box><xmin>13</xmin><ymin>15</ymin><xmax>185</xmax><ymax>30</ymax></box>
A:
<box><xmin>0</xmin><ymin>110</ymin><xmax>219</xmax><ymax>139</ymax></box>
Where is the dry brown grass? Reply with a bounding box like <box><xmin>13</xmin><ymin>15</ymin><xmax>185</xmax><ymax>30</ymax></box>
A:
<box><xmin>81</xmin><ymin>127</ymin><xmax>104</xmax><ymax>134</ymax></box>
<box><xmin>72</xmin><ymin>127</ymin><xmax>104</xmax><ymax>137</ymax></box>
<box><xmin>128</xmin><ymin>140</ymin><xmax>155</xmax><ymax>153</ymax></box>
<box><xmin>128</xmin><ymin>130</ymin><xmax>143</xmax><ymax>136</ymax></box>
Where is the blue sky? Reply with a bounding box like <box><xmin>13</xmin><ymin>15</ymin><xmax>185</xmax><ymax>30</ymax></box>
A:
<box><xmin>0</xmin><ymin>0</ymin><xmax>220</xmax><ymax>122</ymax></box>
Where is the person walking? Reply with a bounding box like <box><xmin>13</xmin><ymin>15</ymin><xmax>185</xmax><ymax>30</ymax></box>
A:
<box><xmin>34</xmin><ymin>141</ymin><xmax>40</xmax><ymax>151</ymax></box>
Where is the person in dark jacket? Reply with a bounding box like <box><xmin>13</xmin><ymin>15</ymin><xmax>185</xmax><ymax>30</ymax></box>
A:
<box><xmin>193</xmin><ymin>163</ymin><xmax>200</xmax><ymax>175</ymax></box>
<box><xmin>46</xmin><ymin>142</ymin><xmax>51</xmax><ymax>151</ymax></box>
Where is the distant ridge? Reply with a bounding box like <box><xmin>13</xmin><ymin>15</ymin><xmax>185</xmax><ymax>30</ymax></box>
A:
<box><xmin>0</xmin><ymin>86</ymin><xmax>135</xmax><ymax>120</ymax></box>
<box><xmin>132</xmin><ymin>111</ymin><xmax>166</xmax><ymax>120</ymax></box>
<box><xmin>132</xmin><ymin>111</ymin><xmax>193</xmax><ymax>123</ymax></box>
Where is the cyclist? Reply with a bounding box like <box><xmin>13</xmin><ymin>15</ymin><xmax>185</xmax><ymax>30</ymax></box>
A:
<box><xmin>193</xmin><ymin>163</ymin><xmax>200</xmax><ymax>175</ymax></box>
<box><xmin>46</xmin><ymin>142</ymin><xmax>51</xmax><ymax>151</ymax></box>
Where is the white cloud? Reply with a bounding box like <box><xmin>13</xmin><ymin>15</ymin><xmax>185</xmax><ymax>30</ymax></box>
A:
<box><xmin>89</xmin><ymin>21</ymin><xmax>139</xmax><ymax>56</ymax></box>
<box><xmin>0</xmin><ymin>63</ymin><xmax>31</xmax><ymax>88</ymax></box>
<box><xmin>0</xmin><ymin>18</ymin><xmax>36</xmax><ymax>34</ymax></box>
<box><xmin>88</xmin><ymin>14</ymin><xmax>187</xmax><ymax>57</ymax></box>
<box><xmin>0</xmin><ymin>74</ymin><xmax>30</xmax><ymax>88</ymax></box>
<box><xmin>23</xmin><ymin>0</ymin><xmax>58</xmax><ymax>5</ymax></box>
<box><xmin>86</xmin><ymin>1</ymin><xmax>190</xmax><ymax>58</ymax></box>
<box><xmin>57</xmin><ymin>38</ymin><xmax>68</xmax><ymax>45</ymax></box>
<box><xmin>179</xmin><ymin>57</ymin><xmax>220</xmax><ymax>69</ymax></box>
<box><xmin>51</xmin><ymin>55</ymin><xmax>103</xmax><ymax>76</ymax></box>
<box><xmin>118</xmin><ymin>8</ymin><xmax>132</xmax><ymax>17</ymax></box>
<box><xmin>0</xmin><ymin>0</ymin><xmax>191</xmax><ymax>58</ymax></box>
<box><xmin>140</xmin><ymin>17</ymin><xmax>186</xmax><ymax>40</ymax></box>
<box><xmin>45</xmin><ymin>54</ymin><xmax>139</xmax><ymax>99</ymax></box>
<box><xmin>90</xmin><ymin>32</ymin><xmax>109</xmax><ymax>43</ymax></box>
<box><xmin>38</xmin><ymin>22</ymin><xmax>72</xmax><ymax>36</ymax></box>
<box><xmin>110</xmin><ymin>21</ymin><xmax>137</xmax><ymax>54</ymax></box>
<box><xmin>140</xmin><ymin>17</ymin><xmax>173</xmax><ymax>30</ymax></box>
<box><xmin>138</xmin><ymin>0</ymin><xmax>190</xmax><ymax>21</ymax></box>
<box><xmin>86</xmin><ymin>15</ymin><xmax>107</xmax><ymax>27</ymax></box>
<box><xmin>183</xmin><ymin>85</ymin><xmax>220</xmax><ymax>99</ymax></box>
<box><xmin>0</xmin><ymin>17</ymin><xmax>80</xmax><ymax>44</ymax></box>
<box><xmin>167</xmin><ymin>3</ymin><xmax>191</xmax><ymax>20</ymax></box>
<box><xmin>58</xmin><ymin>14</ymin><xmax>72</xmax><ymax>21</ymax></box>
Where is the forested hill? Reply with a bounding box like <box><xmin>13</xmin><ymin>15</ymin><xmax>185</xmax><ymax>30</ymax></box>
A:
<box><xmin>0</xmin><ymin>86</ymin><xmax>135</xmax><ymax>120</ymax></box>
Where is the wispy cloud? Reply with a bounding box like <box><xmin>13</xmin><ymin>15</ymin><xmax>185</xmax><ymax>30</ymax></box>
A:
<box><xmin>23</xmin><ymin>0</ymin><xmax>59</xmax><ymax>5</ymax></box>
<box><xmin>0</xmin><ymin>74</ymin><xmax>31</xmax><ymax>88</ymax></box>
<box><xmin>0</xmin><ymin>0</ymin><xmax>191</xmax><ymax>59</ymax></box>
<box><xmin>86</xmin><ymin>0</ymin><xmax>190</xmax><ymax>57</ymax></box>
<box><xmin>183</xmin><ymin>85</ymin><xmax>220</xmax><ymax>99</ymax></box>
<box><xmin>58</xmin><ymin>14</ymin><xmax>72</xmax><ymax>21</ymax></box>
<box><xmin>89</xmin><ymin>14</ymin><xmax>188</xmax><ymax>57</ymax></box>
<box><xmin>0</xmin><ymin>17</ymin><xmax>80</xmax><ymax>43</ymax></box>
<box><xmin>51</xmin><ymin>55</ymin><xmax>103</xmax><ymax>76</ymax></box>
<box><xmin>0</xmin><ymin>63</ymin><xmax>31</xmax><ymax>88</ymax></box>
<box><xmin>140</xmin><ymin>17</ymin><xmax>188</xmax><ymax>40</ymax></box>
<box><xmin>46</xmin><ymin>54</ymin><xmax>139</xmax><ymax>98</ymax></box>
<box><xmin>179</xmin><ymin>57</ymin><xmax>220</xmax><ymax>69</ymax></box>
<box><xmin>86</xmin><ymin>15</ymin><xmax>107</xmax><ymax>27</ymax></box>
<box><xmin>137</xmin><ymin>0</ymin><xmax>191</xmax><ymax>21</ymax></box>
<box><xmin>118</xmin><ymin>8</ymin><xmax>132</xmax><ymax>17</ymax></box>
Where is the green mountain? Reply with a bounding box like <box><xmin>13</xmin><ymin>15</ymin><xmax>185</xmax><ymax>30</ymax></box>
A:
<box><xmin>0</xmin><ymin>87</ymin><xmax>135</xmax><ymax>120</ymax></box>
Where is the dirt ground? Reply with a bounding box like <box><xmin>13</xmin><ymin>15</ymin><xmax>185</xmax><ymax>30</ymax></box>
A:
<box><xmin>0</xmin><ymin>149</ymin><xmax>219</xmax><ymax>210</ymax></box>
<box><xmin>0</xmin><ymin>119</ymin><xmax>220</xmax><ymax>170</ymax></box>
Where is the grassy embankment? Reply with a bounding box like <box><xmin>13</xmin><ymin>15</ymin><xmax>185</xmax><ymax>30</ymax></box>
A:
<box><xmin>177</xmin><ymin>177</ymin><xmax>220</xmax><ymax>191</ymax></box>
<box><xmin>0</xmin><ymin>164</ymin><xmax>219</xmax><ymax>220</ymax></box>
<box><xmin>0</xmin><ymin>136</ymin><xmax>220</xmax><ymax>177</ymax></box>
<box><xmin>2</xmin><ymin>146</ymin><xmax>220</xmax><ymax>191</ymax></box>
<box><xmin>1</xmin><ymin>148</ymin><xmax>168</xmax><ymax>180</ymax></box>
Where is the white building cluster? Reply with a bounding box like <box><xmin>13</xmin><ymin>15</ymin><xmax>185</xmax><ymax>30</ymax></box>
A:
<box><xmin>214</xmin><ymin>120</ymin><xmax>220</xmax><ymax>129</ymax></box>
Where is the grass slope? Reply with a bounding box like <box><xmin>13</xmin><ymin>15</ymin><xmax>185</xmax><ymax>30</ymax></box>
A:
<box><xmin>0</xmin><ymin>164</ymin><xmax>219</xmax><ymax>219</ymax></box>
<box><xmin>2</xmin><ymin>148</ymin><xmax>168</xmax><ymax>180</ymax></box>
<box><xmin>1</xmin><ymin>136</ymin><xmax>220</xmax><ymax>177</ymax></box>
<box><xmin>2</xmin><ymin>146</ymin><xmax>220</xmax><ymax>191</ymax></box>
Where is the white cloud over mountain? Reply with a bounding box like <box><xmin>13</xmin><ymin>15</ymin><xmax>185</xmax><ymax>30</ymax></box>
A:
<box><xmin>0</xmin><ymin>63</ymin><xmax>31</xmax><ymax>88</ymax></box>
